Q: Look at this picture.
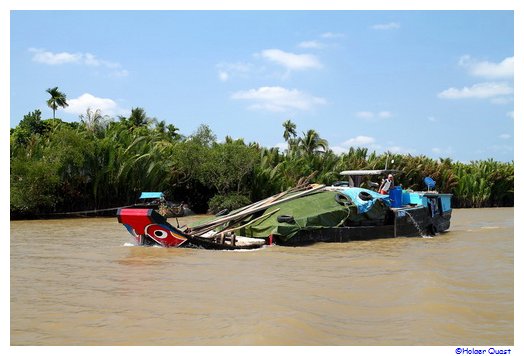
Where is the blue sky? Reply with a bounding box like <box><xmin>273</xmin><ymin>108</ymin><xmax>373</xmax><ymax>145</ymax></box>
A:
<box><xmin>10</xmin><ymin>10</ymin><xmax>514</xmax><ymax>162</ymax></box>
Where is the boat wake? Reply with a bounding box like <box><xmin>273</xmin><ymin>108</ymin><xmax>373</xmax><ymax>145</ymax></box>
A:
<box><xmin>122</xmin><ymin>242</ymin><xmax>163</xmax><ymax>248</ymax></box>
<box><xmin>122</xmin><ymin>241</ymin><xmax>269</xmax><ymax>251</ymax></box>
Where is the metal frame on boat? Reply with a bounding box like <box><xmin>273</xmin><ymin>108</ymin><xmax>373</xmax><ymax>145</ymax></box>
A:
<box><xmin>134</xmin><ymin>191</ymin><xmax>185</xmax><ymax>218</ymax></box>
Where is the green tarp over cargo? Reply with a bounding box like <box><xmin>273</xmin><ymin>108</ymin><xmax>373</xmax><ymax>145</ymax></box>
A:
<box><xmin>236</xmin><ymin>191</ymin><xmax>350</xmax><ymax>241</ymax></box>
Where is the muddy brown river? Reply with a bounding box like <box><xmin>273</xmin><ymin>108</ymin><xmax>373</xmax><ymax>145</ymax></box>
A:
<box><xmin>10</xmin><ymin>208</ymin><xmax>513</xmax><ymax>345</ymax></box>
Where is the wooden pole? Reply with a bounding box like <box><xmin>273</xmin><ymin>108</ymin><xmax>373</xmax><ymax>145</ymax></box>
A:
<box><xmin>218</xmin><ymin>208</ymin><xmax>280</xmax><ymax>235</ymax></box>
<box><xmin>190</xmin><ymin>184</ymin><xmax>326</xmax><ymax>237</ymax></box>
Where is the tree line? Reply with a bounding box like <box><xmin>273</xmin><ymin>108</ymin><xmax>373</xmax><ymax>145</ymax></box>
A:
<box><xmin>10</xmin><ymin>88</ymin><xmax>514</xmax><ymax>218</ymax></box>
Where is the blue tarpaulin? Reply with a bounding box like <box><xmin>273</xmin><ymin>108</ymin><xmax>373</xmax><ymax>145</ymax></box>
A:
<box><xmin>341</xmin><ymin>188</ymin><xmax>390</xmax><ymax>214</ymax></box>
<box><xmin>139</xmin><ymin>192</ymin><xmax>164</xmax><ymax>199</ymax></box>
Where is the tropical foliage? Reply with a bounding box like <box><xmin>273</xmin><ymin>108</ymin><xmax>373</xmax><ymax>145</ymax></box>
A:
<box><xmin>10</xmin><ymin>93</ymin><xmax>514</xmax><ymax>218</ymax></box>
<box><xmin>46</xmin><ymin>87</ymin><xmax>69</xmax><ymax>119</ymax></box>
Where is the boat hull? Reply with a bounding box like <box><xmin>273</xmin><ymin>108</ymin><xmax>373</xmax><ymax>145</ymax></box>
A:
<box><xmin>277</xmin><ymin>205</ymin><xmax>451</xmax><ymax>246</ymax></box>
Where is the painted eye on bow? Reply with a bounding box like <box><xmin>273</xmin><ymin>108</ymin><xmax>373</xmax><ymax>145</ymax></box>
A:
<box><xmin>145</xmin><ymin>224</ymin><xmax>171</xmax><ymax>239</ymax></box>
<box><xmin>153</xmin><ymin>229</ymin><xmax>168</xmax><ymax>239</ymax></box>
<box><xmin>144</xmin><ymin>224</ymin><xmax>187</xmax><ymax>247</ymax></box>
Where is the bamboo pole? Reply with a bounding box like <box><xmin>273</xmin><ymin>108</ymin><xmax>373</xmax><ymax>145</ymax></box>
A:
<box><xmin>217</xmin><ymin>208</ymin><xmax>280</xmax><ymax>235</ymax></box>
<box><xmin>190</xmin><ymin>184</ymin><xmax>326</xmax><ymax>236</ymax></box>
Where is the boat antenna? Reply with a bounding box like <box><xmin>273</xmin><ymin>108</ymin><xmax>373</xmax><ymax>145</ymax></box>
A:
<box><xmin>385</xmin><ymin>153</ymin><xmax>394</xmax><ymax>171</ymax></box>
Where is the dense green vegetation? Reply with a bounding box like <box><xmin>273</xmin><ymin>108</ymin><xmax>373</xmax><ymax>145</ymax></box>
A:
<box><xmin>10</xmin><ymin>91</ymin><xmax>513</xmax><ymax>218</ymax></box>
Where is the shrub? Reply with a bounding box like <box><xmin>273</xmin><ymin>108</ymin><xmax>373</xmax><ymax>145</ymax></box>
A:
<box><xmin>208</xmin><ymin>193</ymin><xmax>251</xmax><ymax>214</ymax></box>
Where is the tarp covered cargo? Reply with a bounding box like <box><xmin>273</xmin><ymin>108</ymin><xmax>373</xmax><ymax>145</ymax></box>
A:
<box><xmin>339</xmin><ymin>187</ymin><xmax>390</xmax><ymax>213</ymax></box>
<box><xmin>236</xmin><ymin>189</ymin><xmax>390</xmax><ymax>241</ymax></box>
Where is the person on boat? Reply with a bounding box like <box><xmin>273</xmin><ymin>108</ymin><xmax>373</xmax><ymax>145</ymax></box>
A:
<box><xmin>379</xmin><ymin>174</ymin><xmax>394</xmax><ymax>195</ymax></box>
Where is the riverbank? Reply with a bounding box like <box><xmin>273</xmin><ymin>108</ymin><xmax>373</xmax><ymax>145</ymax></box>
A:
<box><xmin>11</xmin><ymin>117</ymin><xmax>513</xmax><ymax>219</ymax></box>
<box><xmin>9</xmin><ymin>203</ymin><xmax>514</xmax><ymax>221</ymax></box>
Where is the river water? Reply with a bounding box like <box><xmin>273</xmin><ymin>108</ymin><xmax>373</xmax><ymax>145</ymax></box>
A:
<box><xmin>10</xmin><ymin>208</ymin><xmax>514</xmax><ymax>346</ymax></box>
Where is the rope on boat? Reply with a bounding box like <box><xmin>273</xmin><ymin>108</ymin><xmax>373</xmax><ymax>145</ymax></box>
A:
<box><xmin>49</xmin><ymin>204</ymin><xmax>137</xmax><ymax>216</ymax></box>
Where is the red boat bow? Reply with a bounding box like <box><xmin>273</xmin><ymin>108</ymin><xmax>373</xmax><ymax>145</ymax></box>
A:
<box><xmin>117</xmin><ymin>208</ymin><xmax>187</xmax><ymax>247</ymax></box>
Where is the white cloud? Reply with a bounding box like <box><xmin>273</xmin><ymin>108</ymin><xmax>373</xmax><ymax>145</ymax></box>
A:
<box><xmin>29</xmin><ymin>48</ymin><xmax>128</xmax><ymax>76</ymax></box>
<box><xmin>111</xmin><ymin>69</ymin><xmax>129</xmax><ymax>78</ymax></box>
<box><xmin>216</xmin><ymin>62</ymin><xmax>253</xmax><ymax>82</ymax></box>
<box><xmin>459</xmin><ymin>55</ymin><xmax>514</xmax><ymax>79</ymax></box>
<box><xmin>356</xmin><ymin>111</ymin><xmax>393</xmax><ymax>120</ymax></box>
<box><xmin>387</xmin><ymin>146</ymin><xmax>416</xmax><ymax>154</ymax></box>
<box><xmin>298</xmin><ymin>41</ymin><xmax>324</xmax><ymax>49</ymax></box>
<box><xmin>83</xmin><ymin>53</ymin><xmax>120</xmax><ymax>69</ymax></box>
<box><xmin>321</xmin><ymin>32</ymin><xmax>345</xmax><ymax>38</ymax></box>
<box><xmin>259</xmin><ymin>49</ymin><xmax>322</xmax><ymax>71</ymax></box>
<box><xmin>298</xmin><ymin>32</ymin><xmax>345</xmax><ymax>50</ymax></box>
<box><xmin>507</xmin><ymin>111</ymin><xmax>514</xmax><ymax>119</ymax></box>
<box><xmin>490</xmin><ymin>97</ymin><xmax>513</xmax><ymax>105</ymax></box>
<box><xmin>498</xmin><ymin>134</ymin><xmax>511</xmax><ymax>140</ymax></box>
<box><xmin>273</xmin><ymin>142</ymin><xmax>288</xmax><ymax>151</ymax></box>
<box><xmin>356</xmin><ymin>111</ymin><xmax>374</xmax><ymax>119</ymax></box>
<box><xmin>428</xmin><ymin>116</ymin><xmax>438</xmax><ymax>122</ymax></box>
<box><xmin>331</xmin><ymin>146</ymin><xmax>348</xmax><ymax>155</ymax></box>
<box><xmin>83</xmin><ymin>53</ymin><xmax>100</xmax><ymax>66</ymax></box>
<box><xmin>218</xmin><ymin>70</ymin><xmax>229</xmax><ymax>81</ymax></box>
<box><xmin>437</xmin><ymin>82</ymin><xmax>513</xmax><ymax>99</ymax></box>
<box><xmin>335</xmin><ymin>136</ymin><xmax>418</xmax><ymax>155</ymax></box>
<box><xmin>438</xmin><ymin>55</ymin><xmax>513</xmax><ymax>105</ymax></box>
<box><xmin>332</xmin><ymin>136</ymin><xmax>381</xmax><ymax>154</ymax></box>
<box><xmin>343</xmin><ymin>135</ymin><xmax>376</xmax><ymax>146</ymax></box>
<box><xmin>371</xmin><ymin>22</ymin><xmax>400</xmax><ymax>30</ymax></box>
<box><xmin>63</xmin><ymin>93</ymin><xmax>129</xmax><ymax>117</ymax></box>
<box><xmin>487</xmin><ymin>144</ymin><xmax>513</xmax><ymax>153</ymax></box>
<box><xmin>29</xmin><ymin>48</ymin><xmax>82</xmax><ymax>65</ymax></box>
<box><xmin>231</xmin><ymin>86</ymin><xmax>326</xmax><ymax>112</ymax></box>
<box><xmin>431</xmin><ymin>146</ymin><xmax>453</xmax><ymax>155</ymax></box>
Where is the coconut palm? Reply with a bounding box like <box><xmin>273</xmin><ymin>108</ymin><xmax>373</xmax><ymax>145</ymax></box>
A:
<box><xmin>9</xmin><ymin>111</ymin><xmax>515</xmax><ymax>217</ymax></box>
<box><xmin>128</xmin><ymin>107</ymin><xmax>151</xmax><ymax>128</ymax></box>
<box><xmin>282</xmin><ymin>119</ymin><xmax>297</xmax><ymax>142</ymax></box>
<box><xmin>298</xmin><ymin>129</ymin><xmax>329</xmax><ymax>156</ymax></box>
<box><xmin>46</xmin><ymin>87</ymin><xmax>69</xmax><ymax>119</ymax></box>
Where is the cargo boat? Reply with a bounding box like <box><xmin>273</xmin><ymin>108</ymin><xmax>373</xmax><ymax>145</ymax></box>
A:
<box><xmin>117</xmin><ymin>170</ymin><xmax>452</xmax><ymax>249</ymax></box>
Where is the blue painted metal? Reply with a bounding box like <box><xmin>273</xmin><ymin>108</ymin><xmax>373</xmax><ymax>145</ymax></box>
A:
<box><xmin>402</xmin><ymin>191</ymin><xmax>423</xmax><ymax>205</ymax></box>
<box><xmin>424</xmin><ymin>177</ymin><xmax>436</xmax><ymax>190</ymax></box>
<box><xmin>440</xmin><ymin>194</ymin><xmax>453</xmax><ymax>212</ymax></box>
<box><xmin>139</xmin><ymin>192</ymin><xmax>164</xmax><ymax>199</ymax></box>
<box><xmin>403</xmin><ymin>192</ymin><xmax>424</xmax><ymax>205</ymax></box>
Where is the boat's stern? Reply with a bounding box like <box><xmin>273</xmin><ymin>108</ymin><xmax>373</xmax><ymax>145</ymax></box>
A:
<box><xmin>397</xmin><ymin>191</ymin><xmax>452</xmax><ymax>234</ymax></box>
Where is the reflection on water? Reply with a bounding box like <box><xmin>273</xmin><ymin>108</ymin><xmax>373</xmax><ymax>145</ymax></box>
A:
<box><xmin>11</xmin><ymin>208</ymin><xmax>513</xmax><ymax>345</ymax></box>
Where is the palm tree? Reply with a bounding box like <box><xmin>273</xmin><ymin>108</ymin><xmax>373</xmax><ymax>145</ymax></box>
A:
<box><xmin>80</xmin><ymin>108</ymin><xmax>109</xmax><ymax>134</ymax></box>
<box><xmin>46</xmin><ymin>87</ymin><xmax>69</xmax><ymax>119</ymax></box>
<box><xmin>166</xmin><ymin>124</ymin><xmax>181</xmax><ymax>141</ymax></box>
<box><xmin>282</xmin><ymin>119</ymin><xmax>297</xmax><ymax>142</ymax></box>
<box><xmin>298</xmin><ymin>129</ymin><xmax>329</xmax><ymax>156</ymax></box>
<box><xmin>128</xmin><ymin>107</ymin><xmax>151</xmax><ymax>128</ymax></box>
